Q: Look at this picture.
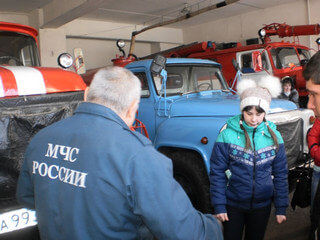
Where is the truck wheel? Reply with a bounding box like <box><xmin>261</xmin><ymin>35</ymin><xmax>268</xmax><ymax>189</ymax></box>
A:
<box><xmin>168</xmin><ymin>151</ymin><xmax>213</xmax><ymax>213</ymax></box>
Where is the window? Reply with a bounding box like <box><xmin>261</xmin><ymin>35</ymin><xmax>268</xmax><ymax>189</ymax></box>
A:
<box><xmin>297</xmin><ymin>48</ymin><xmax>311</xmax><ymax>61</ymax></box>
<box><xmin>134</xmin><ymin>72</ymin><xmax>150</xmax><ymax>98</ymax></box>
<box><xmin>192</xmin><ymin>66</ymin><xmax>223</xmax><ymax>91</ymax></box>
<box><xmin>270</xmin><ymin>47</ymin><xmax>300</xmax><ymax>69</ymax></box>
<box><xmin>152</xmin><ymin>64</ymin><xmax>228</xmax><ymax>96</ymax></box>
<box><xmin>0</xmin><ymin>31</ymin><xmax>40</xmax><ymax>66</ymax></box>
<box><xmin>153</xmin><ymin>66</ymin><xmax>188</xmax><ymax>95</ymax></box>
<box><xmin>239</xmin><ymin>51</ymin><xmax>269</xmax><ymax>73</ymax></box>
<box><xmin>240</xmin><ymin>53</ymin><xmax>254</xmax><ymax>73</ymax></box>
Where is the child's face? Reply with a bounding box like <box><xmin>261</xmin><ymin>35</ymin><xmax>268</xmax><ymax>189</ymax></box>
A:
<box><xmin>243</xmin><ymin>107</ymin><xmax>265</xmax><ymax>128</ymax></box>
<box><xmin>283</xmin><ymin>83</ymin><xmax>291</xmax><ymax>93</ymax></box>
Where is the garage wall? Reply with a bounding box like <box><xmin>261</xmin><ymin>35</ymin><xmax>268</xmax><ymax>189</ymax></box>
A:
<box><xmin>183</xmin><ymin>0</ymin><xmax>320</xmax><ymax>52</ymax></box>
<box><xmin>63</xmin><ymin>19</ymin><xmax>183</xmax><ymax>70</ymax></box>
<box><xmin>66</xmin><ymin>38</ymin><xmax>152</xmax><ymax>70</ymax></box>
<box><xmin>37</xmin><ymin>19</ymin><xmax>183</xmax><ymax>68</ymax></box>
<box><xmin>0</xmin><ymin>13</ymin><xmax>29</xmax><ymax>24</ymax></box>
<box><xmin>0</xmin><ymin>14</ymin><xmax>183</xmax><ymax>69</ymax></box>
<box><xmin>65</xmin><ymin>39</ymin><xmax>180</xmax><ymax>70</ymax></box>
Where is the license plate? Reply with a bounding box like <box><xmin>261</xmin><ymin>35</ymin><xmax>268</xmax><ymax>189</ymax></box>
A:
<box><xmin>0</xmin><ymin>208</ymin><xmax>37</xmax><ymax>234</ymax></box>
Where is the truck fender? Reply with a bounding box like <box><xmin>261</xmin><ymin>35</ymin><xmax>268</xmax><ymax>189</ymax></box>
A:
<box><xmin>153</xmin><ymin>117</ymin><xmax>228</xmax><ymax>172</ymax></box>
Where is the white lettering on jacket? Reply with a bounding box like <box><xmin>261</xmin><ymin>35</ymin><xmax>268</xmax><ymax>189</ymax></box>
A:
<box><xmin>32</xmin><ymin>143</ymin><xmax>87</xmax><ymax>188</ymax></box>
<box><xmin>45</xmin><ymin>143</ymin><xmax>79</xmax><ymax>162</ymax></box>
<box><xmin>32</xmin><ymin>161</ymin><xmax>87</xmax><ymax>188</ymax></box>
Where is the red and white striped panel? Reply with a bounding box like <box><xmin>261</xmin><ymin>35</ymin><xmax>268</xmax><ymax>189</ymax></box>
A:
<box><xmin>0</xmin><ymin>66</ymin><xmax>46</xmax><ymax>97</ymax></box>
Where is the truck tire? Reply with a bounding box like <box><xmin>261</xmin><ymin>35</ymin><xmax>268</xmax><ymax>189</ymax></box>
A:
<box><xmin>167</xmin><ymin>151</ymin><xmax>213</xmax><ymax>213</ymax></box>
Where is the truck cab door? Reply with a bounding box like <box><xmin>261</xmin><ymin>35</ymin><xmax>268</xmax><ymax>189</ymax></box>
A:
<box><xmin>252</xmin><ymin>51</ymin><xmax>263</xmax><ymax>72</ymax></box>
<box><xmin>132</xmin><ymin>70</ymin><xmax>158</xmax><ymax>141</ymax></box>
<box><xmin>237</xmin><ymin>50</ymin><xmax>272</xmax><ymax>74</ymax></box>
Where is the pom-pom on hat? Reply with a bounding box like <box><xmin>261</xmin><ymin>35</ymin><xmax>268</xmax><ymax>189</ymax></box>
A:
<box><xmin>237</xmin><ymin>75</ymin><xmax>281</xmax><ymax>113</ymax></box>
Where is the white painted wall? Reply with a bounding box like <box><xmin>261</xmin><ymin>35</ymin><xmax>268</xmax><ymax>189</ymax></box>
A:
<box><xmin>66</xmin><ymin>38</ymin><xmax>153</xmax><ymax>69</ymax></box>
<box><xmin>38</xmin><ymin>28</ymin><xmax>68</xmax><ymax>67</ymax></box>
<box><xmin>0</xmin><ymin>13</ymin><xmax>29</xmax><ymax>25</ymax></box>
<box><xmin>308</xmin><ymin>0</ymin><xmax>320</xmax><ymax>51</ymax></box>
<box><xmin>183</xmin><ymin>0</ymin><xmax>320</xmax><ymax>51</ymax></box>
<box><xmin>63</xmin><ymin>19</ymin><xmax>183</xmax><ymax>69</ymax></box>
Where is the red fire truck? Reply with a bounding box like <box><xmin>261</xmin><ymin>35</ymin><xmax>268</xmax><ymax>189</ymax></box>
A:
<box><xmin>0</xmin><ymin>22</ymin><xmax>86</xmax><ymax>239</ymax></box>
<box><xmin>144</xmin><ymin>23</ymin><xmax>320</xmax><ymax>107</ymax></box>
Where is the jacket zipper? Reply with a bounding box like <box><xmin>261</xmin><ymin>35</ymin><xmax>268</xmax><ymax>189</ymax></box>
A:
<box><xmin>250</xmin><ymin>127</ymin><xmax>256</xmax><ymax>209</ymax></box>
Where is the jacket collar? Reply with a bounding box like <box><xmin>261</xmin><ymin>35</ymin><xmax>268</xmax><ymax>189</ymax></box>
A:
<box><xmin>242</xmin><ymin>117</ymin><xmax>272</xmax><ymax>137</ymax></box>
<box><xmin>228</xmin><ymin>114</ymin><xmax>272</xmax><ymax>137</ymax></box>
<box><xmin>74</xmin><ymin>102</ymin><xmax>129</xmax><ymax>129</ymax></box>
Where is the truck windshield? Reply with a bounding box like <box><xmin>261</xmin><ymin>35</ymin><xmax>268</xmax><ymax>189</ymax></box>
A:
<box><xmin>297</xmin><ymin>48</ymin><xmax>311</xmax><ymax>62</ymax></box>
<box><xmin>270</xmin><ymin>47</ymin><xmax>302</xmax><ymax>69</ymax></box>
<box><xmin>0</xmin><ymin>31</ymin><xmax>40</xmax><ymax>67</ymax></box>
<box><xmin>153</xmin><ymin>65</ymin><xmax>229</xmax><ymax>96</ymax></box>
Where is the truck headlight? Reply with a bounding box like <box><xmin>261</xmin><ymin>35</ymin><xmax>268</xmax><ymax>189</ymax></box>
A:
<box><xmin>57</xmin><ymin>53</ymin><xmax>73</xmax><ymax>69</ymax></box>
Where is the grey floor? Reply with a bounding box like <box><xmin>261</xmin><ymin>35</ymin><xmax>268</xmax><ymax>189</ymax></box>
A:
<box><xmin>265</xmin><ymin>192</ymin><xmax>310</xmax><ymax>240</ymax></box>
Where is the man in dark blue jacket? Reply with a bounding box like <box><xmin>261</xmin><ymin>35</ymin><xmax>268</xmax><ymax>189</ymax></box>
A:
<box><xmin>16</xmin><ymin>66</ymin><xmax>223</xmax><ymax>240</ymax></box>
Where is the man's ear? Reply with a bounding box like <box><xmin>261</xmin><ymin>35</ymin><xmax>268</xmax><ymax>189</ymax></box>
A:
<box><xmin>84</xmin><ymin>87</ymin><xmax>90</xmax><ymax>101</ymax></box>
<box><xmin>125</xmin><ymin>99</ymin><xmax>139</xmax><ymax>127</ymax></box>
<box><xmin>127</xmin><ymin>99</ymin><xmax>139</xmax><ymax>119</ymax></box>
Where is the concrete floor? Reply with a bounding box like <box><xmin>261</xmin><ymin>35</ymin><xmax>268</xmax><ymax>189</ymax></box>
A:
<box><xmin>265</xmin><ymin>192</ymin><xmax>311</xmax><ymax>240</ymax></box>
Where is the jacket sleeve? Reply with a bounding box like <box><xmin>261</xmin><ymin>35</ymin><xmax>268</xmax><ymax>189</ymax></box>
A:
<box><xmin>16</xmin><ymin>149</ymin><xmax>36</xmax><ymax>209</ymax></box>
<box><xmin>209</xmin><ymin>133</ymin><xmax>229</xmax><ymax>214</ymax></box>
<box><xmin>308</xmin><ymin>118</ymin><xmax>320</xmax><ymax>166</ymax></box>
<box><xmin>290</xmin><ymin>90</ymin><xmax>300</xmax><ymax>107</ymax></box>
<box><xmin>272</xmin><ymin>143</ymin><xmax>289</xmax><ymax>215</ymax></box>
<box><xmin>128</xmin><ymin>147</ymin><xmax>223</xmax><ymax>240</ymax></box>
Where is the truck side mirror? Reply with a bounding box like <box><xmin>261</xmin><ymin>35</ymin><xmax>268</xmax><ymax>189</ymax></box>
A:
<box><xmin>151</xmin><ymin>55</ymin><xmax>167</xmax><ymax>99</ymax></box>
<box><xmin>252</xmin><ymin>51</ymin><xmax>262</xmax><ymax>72</ymax></box>
<box><xmin>151</xmin><ymin>55</ymin><xmax>166</xmax><ymax>74</ymax></box>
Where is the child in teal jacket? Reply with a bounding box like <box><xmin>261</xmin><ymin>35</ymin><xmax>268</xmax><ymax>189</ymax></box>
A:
<box><xmin>210</xmin><ymin>76</ymin><xmax>289</xmax><ymax>240</ymax></box>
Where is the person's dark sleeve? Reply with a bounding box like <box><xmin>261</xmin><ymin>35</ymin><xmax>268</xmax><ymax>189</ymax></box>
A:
<box><xmin>290</xmin><ymin>90</ymin><xmax>300</xmax><ymax>107</ymax></box>
<box><xmin>209</xmin><ymin>134</ymin><xmax>229</xmax><ymax>215</ymax></box>
<box><xmin>128</xmin><ymin>147</ymin><xmax>223</xmax><ymax>240</ymax></box>
<box><xmin>278</xmin><ymin>93</ymin><xmax>286</xmax><ymax>100</ymax></box>
<box><xmin>16</xmin><ymin>149</ymin><xmax>36</xmax><ymax>209</ymax></box>
<box><xmin>308</xmin><ymin>119</ymin><xmax>320</xmax><ymax>166</ymax></box>
<box><xmin>272</xmin><ymin>143</ymin><xmax>289</xmax><ymax>215</ymax></box>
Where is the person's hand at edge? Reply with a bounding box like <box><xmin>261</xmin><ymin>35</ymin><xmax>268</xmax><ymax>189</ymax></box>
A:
<box><xmin>215</xmin><ymin>213</ymin><xmax>229</xmax><ymax>222</ymax></box>
<box><xmin>276</xmin><ymin>215</ymin><xmax>286</xmax><ymax>224</ymax></box>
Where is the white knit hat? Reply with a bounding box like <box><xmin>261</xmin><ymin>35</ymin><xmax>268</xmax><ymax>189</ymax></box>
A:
<box><xmin>237</xmin><ymin>75</ymin><xmax>281</xmax><ymax>113</ymax></box>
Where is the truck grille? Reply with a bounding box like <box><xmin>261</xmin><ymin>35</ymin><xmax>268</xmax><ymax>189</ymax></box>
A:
<box><xmin>275</xmin><ymin>118</ymin><xmax>303</xmax><ymax>169</ymax></box>
<box><xmin>0</xmin><ymin>91</ymin><xmax>83</xmax><ymax>205</ymax></box>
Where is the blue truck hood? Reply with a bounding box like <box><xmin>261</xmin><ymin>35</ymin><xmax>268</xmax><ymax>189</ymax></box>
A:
<box><xmin>162</xmin><ymin>93</ymin><xmax>297</xmax><ymax>117</ymax></box>
<box><xmin>162</xmin><ymin>93</ymin><xmax>239</xmax><ymax>117</ymax></box>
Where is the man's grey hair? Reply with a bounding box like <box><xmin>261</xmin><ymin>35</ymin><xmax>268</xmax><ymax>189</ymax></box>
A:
<box><xmin>86</xmin><ymin>66</ymin><xmax>141</xmax><ymax>115</ymax></box>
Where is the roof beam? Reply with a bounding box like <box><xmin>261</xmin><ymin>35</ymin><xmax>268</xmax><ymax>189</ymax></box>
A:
<box><xmin>41</xmin><ymin>0</ymin><xmax>105</xmax><ymax>28</ymax></box>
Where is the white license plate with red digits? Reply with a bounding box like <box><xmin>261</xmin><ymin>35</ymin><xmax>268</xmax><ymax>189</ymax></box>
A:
<box><xmin>0</xmin><ymin>208</ymin><xmax>37</xmax><ymax>234</ymax></box>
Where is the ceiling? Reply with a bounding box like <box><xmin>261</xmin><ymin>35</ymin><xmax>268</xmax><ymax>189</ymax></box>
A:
<box><xmin>1</xmin><ymin>0</ymin><xmax>296</xmax><ymax>28</ymax></box>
